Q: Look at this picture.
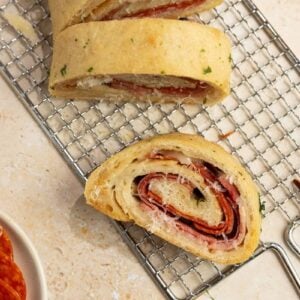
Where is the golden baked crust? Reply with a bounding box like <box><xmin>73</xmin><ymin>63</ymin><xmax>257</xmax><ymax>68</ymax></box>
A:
<box><xmin>49</xmin><ymin>18</ymin><xmax>231</xmax><ymax>105</ymax></box>
<box><xmin>84</xmin><ymin>133</ymin><xmax>261</xmax><ymax>264</ymax></box>
<box><xmin>48</xmin><ymin>0</ymin><xmax>223</xmax><ymax>36</ymax></box>
<box><xmin>48</xmin><ymin>0</ymin><xmax>104</xmax><ymax>37</ymax></box>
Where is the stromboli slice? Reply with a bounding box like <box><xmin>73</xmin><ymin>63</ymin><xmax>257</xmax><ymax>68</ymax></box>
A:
<box><xmin>49</xmin><ymin>19</ymin><xmax>231</xmax><ymax>105</ymax></box>
<box><xmin>84</xmin><ymin>133</ymin><xmax>261</xmax><ymax>264</ymax></box>
<box><xmin>48</xmin><ymin>0</ymin><xmax>223</xmax><ymax>36</ymax></box>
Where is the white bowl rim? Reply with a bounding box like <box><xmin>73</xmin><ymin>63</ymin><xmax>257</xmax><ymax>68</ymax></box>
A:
<box><xmin>0</xmin><ymin>211</ymin><xmax>48</xmax><ymax>300</ymax></box>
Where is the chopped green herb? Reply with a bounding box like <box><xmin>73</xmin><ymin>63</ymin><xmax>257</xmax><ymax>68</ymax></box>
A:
<box><xmin>87</xmin><ymin>67</ymin><xmax>94</xmax><ymax>73</ymax></box>
<box><xmin>259</xmin><ymin>197</ymin><xmax>266</xmax><ymax>214</ymax></box>
<box><xmin>203</xmin><ymin>66</ymin><xmax>212</xmax><ymax>74</ymax></box>
<box><xmin>60</xmin><ymin>64</ymin><xmax>67</xmax><ymax>76</ymax></box>
<box><xmin>195</xmin><ymin>198</ymin><xmax>203</xmax><ymax>206</ymax></box>
<box><xmin>193</xmin><ymin>189</ymin><xmax>204</xmax><ymax>206</ymax></box>
<box><xmin>200</xmin><ymin>48</ymin><xmax>205</xmax><ymax>53</ymax></box>
<box><xmin>160</xmin><ymin>70</ymin><xmax>165</xmax><ymax>75</ymax></box>
<box><xmin>83</xmin><ymin>38</ymin><xmax>90</xmax><ymax>48</ymax></box>
<box><xmin>228</xmin><ymin>54</ymin><xmax>232</xmax><ymax>62</ymax></box>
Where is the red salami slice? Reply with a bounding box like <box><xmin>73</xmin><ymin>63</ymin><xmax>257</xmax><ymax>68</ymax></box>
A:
<box><xmin>0</xmin><ymin>227</ymin><xmax>13</xmax><ymax>259</ymax></box>
<box><xmin>0</xmin><ymin>253</ymin><xmax>26</xmax><ymax>300</ymax></box>
<box><xmin>102</xmin><ymin>0</ymin><xmax>206</xmax><ymax>20</ymax></box>
<box><xmin>0</xmin><ymin>279</ymin><xmax>21</xmax><ymax>300</ymax></box>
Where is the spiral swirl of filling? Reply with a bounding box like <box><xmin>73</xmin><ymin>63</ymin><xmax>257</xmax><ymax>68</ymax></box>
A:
<box><xmin>134</xmin><ymin>151</ymin><xmax>246</xmax><ymax>250</ymax></box>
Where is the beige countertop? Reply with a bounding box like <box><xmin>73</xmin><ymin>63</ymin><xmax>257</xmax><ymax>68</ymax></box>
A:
<box><xmin>0</xmin><ymin>1</ymin><xmax>299</xmax><ymax>299</ymax></box>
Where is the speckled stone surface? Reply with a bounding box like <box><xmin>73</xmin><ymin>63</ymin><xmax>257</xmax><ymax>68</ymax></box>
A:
<box><xmin>0</xmin><ymin>1</ymin><xmax>299</xmax><ymax>299</ymax></box>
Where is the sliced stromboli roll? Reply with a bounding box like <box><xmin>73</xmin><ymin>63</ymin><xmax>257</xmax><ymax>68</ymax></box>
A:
<box><xmin>48</xmin><ymin>0</ymin><xmax>223</xmax><ymax>36</ymax></box>
<box><xmin>84</xmin><ymin>133</ymin><xmax>261</xmax><ymax>264</ymax></box>
<box><xmin>49</xmin><ymin>19</ymin><xmax>231</xmax><ymax>105</ymax></box>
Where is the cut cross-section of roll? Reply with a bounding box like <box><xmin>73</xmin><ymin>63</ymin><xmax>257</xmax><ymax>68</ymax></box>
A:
<box><xmin>49</xmin><ymin>19</ymin><xmax>231</xmax><ymax>105</ymax></box>
<box><xmin>48</xmin><ymin>0</ymin><xmax>223</xmax><ymax>36</ymax></box>
<box><xmin>84</xmin><ymin>133</ymin><xmax>261</xmax><ymax>264</ymax></box>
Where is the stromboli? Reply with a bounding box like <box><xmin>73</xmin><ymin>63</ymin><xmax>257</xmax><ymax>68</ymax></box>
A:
<box><xmin>49</xmin><ymin>19</ymin><xmax>231</xmax><ymax>105</ymax></box>
<box><xmin>84</xmin><ymin>133</ymin><xmax>261</xmax><ymax>264</ymax></box>
<box><xmin>48</xmin><ymin>0</ymin><xmax>223</xmax><ymax>36</ymax></box>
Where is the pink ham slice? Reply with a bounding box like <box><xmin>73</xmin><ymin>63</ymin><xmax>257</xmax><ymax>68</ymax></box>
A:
<box><xmin>107</xmin><ymin>79</ymin><xmax>209</xmax><ymax>97</ymax></box>
<box><xmin>102</xmin><ymin>0</ymin><xmax>206</xmax><ymax>20</ymax></box>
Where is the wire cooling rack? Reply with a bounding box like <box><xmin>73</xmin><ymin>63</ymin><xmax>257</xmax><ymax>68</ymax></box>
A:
<box><xmin>0</xmin><ymin>0</ymin><xmax>299</xmax><ymax>299</ymax></box>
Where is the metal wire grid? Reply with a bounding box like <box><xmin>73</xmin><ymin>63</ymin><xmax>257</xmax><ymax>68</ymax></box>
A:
<box><xmin>0</xmin><ymin>0</ymin><xmax>299</xmax><ymax>299</ymax></box>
